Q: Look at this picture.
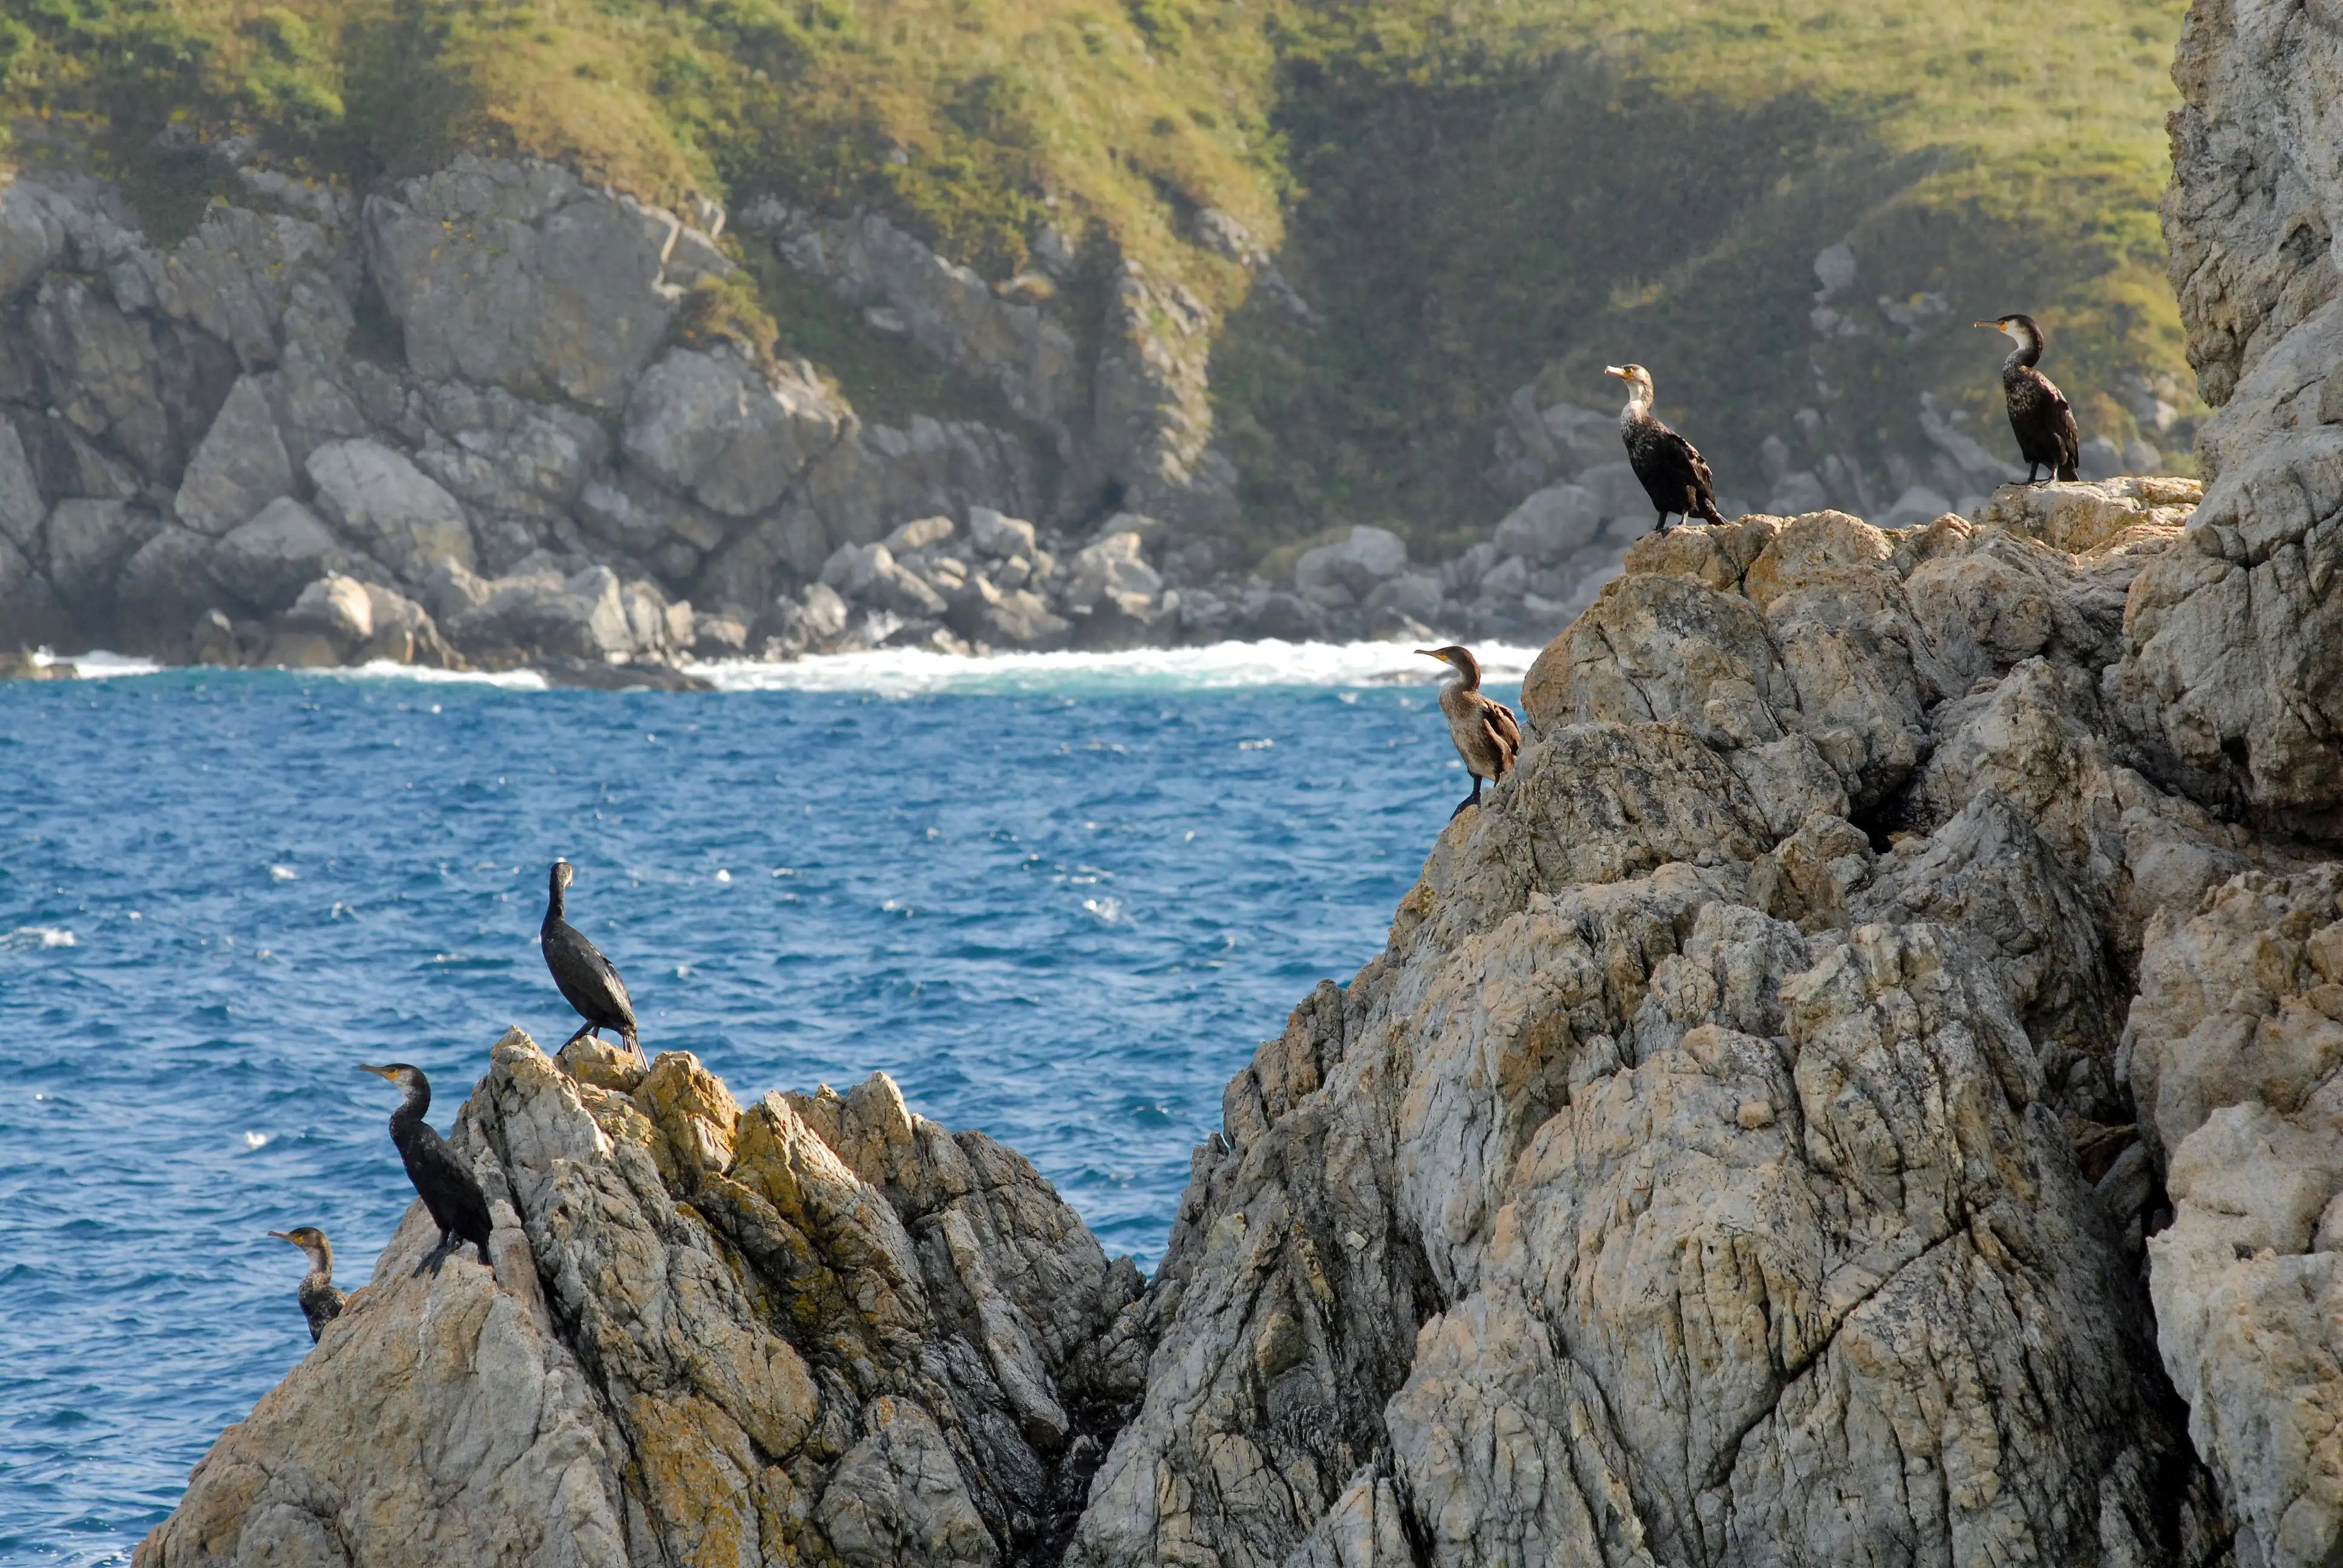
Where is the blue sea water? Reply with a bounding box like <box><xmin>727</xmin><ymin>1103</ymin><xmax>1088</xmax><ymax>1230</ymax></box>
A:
<box><xmin>0</xmin><ymin>642</ymin><xmax>1527</xmax><ymax>1565</ymax></box>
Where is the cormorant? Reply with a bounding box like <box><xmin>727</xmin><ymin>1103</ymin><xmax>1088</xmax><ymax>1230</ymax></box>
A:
<box><xmin>1605</xmin><ymin>364</ymin><xmax>1728</xmax><ymax>534</ymax></box>
<box><xmin>542</xmin><ymin>860</ymin><xmax>640</xmax><ymax>1062</ymax></box>
<box><xmin>267</xmin><ymin>1226</ymin><xmax>349</xmax><ymax>1343</ymax></box>
<box><xmin>1975</xmin><ymin>315</ymin><xmax>2080</xmax><ymax>483</ymax></box>
<box><xmin>1417</xmin><ymin>645</ymin><xmax>1523</xmax><ymax>818</ymax></box>
<box><xmin>358</xmin><ymin>1063</ymin><xmax>494</xmax><ymax>1272</ymax></box>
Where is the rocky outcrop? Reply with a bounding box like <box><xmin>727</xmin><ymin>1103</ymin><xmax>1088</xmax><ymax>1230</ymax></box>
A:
<box><xmin>138</xmin><ymin>1031</ymin><xmax>1145</xmax><ymax>1568</ymax></box>
<box><xmin>0</xmin><ymin>152</ymin><xmax>1049</xmax><ymax>668</ymax></box>
<box><xmin>1067</xmin><ymin>482</ymin><xmax>2288</xmax><ymax>1568</ymax></box>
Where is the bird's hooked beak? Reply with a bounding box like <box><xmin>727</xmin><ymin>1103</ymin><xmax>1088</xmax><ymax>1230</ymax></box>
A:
<box><xmin>1602</xmin><ymin>365</ymin><xmax>1628</xmax><ymax>381</ymax></box>
<box><xmin>358</xmin><ymin>1063</ymin><xmax>395</xmax><ymax>1080</ymax></box>
<box><xmin>1415</xmin><ymin>648</ymin><xmax>1453</xmax><ymax>667</ymax></box>
<box><xmin>267</xmin><ymin>1230</ymin><xmax>296</xmax><ymax>1244</ymax></box>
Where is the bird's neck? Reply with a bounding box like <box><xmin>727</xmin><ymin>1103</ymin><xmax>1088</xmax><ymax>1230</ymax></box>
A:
<box><xmin>545</xmin><ymin>883</ymin><xmax>566</xmax><ymax>927</ymax></box>
<box><xmin>1447</xmin><ymin>653</ymin><xmax>1481</xmax><ymax>692</ymax></box>
<box><xmin>302</xmin><ymin>1243</ymin><xmax>333</xmax><ymax>1286</ymax></box>
<box><xmin>2002</xmin><ymin>324</ymin><xmax>2043</xmax><ymax>373</ymax></box>
<box><xmin>389</xmin><ymin>1079</ymin><xmax>431</xmax><ymax>1139</ymax></box>
<box><xmin>1619</xmin><ymin>390</ymin><xmax>1653</xmax><ymax>426</ymax></box>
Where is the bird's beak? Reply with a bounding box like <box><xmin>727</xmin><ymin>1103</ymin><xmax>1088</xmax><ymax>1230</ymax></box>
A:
<box><xmin>1415</xmin><ymin>649</ymin><xmax>1447</xmax><ymax>665</ymax></box>
<box><xmin>1971</xmin><ymin>321</ymin><xmax>1997</xmax><ymax>330</ymax></box>
<box><xmin>358</xmin><ymin>1063</ymin><xmax>393</xmax><ymax>1079</ymax></box>
<box><xmin>1602</xmin><ymin>365</ymin><xmax>1627</xmax><ymax>379</ymax></box>
<box><xmin>267</xmin><ymin>1230</ymin><xmax>293</xmax><ymax>1243</ymax></box>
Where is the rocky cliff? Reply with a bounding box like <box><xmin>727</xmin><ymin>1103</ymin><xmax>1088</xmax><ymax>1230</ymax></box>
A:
<box><xmin>0</xmin><ymin>133</ymin><xmax>1643</xmax><ymax>672</ymax></box>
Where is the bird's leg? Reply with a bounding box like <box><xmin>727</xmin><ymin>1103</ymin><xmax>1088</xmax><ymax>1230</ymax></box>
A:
<box><xmin>1450</xmin><ymin>774</ymin><xmax>1486</xmax><ymax>820</ymax></box>
<box><xmin>625</xmin><ymin>1028</ymin><xmax>646</xmax><ymax>1066</ymax></box>
<box><xmin>562</xmin><ymin>1021</ymin><xmax>595</xmax><ymax>1050</ymax></box>
<box><xmin>476</xmin><ymin>1236</ymin><xmax>493</xmax><ymax>1266</ymax></box>
<box><xmin>416</xmin><ymin>1232</ymin><xmax>452</xmax><ymax>1277</ymax></box>
<box><xmin>1650</xmin><ymin>511</ymin><xmax>1667</xmax><ymax>535</ymax></box>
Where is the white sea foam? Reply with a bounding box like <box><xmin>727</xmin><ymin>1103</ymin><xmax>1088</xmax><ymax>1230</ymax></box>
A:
<box><xmin>28</xmin><ymin>639</ymin><xmax>1535</xmax><ymax>696</ymax></box>
<box><xmin>325</xmin><ymin>661</ymin><xmax>551</xmax><ymax>690</ymax></box>
<box><xmin>269</xmin><ymin>864</ymin><xmax>299</xmax><ymax>882</ymax></box>
<box><xmin>4</xmin><ymin>926</ymin><xmax>76</xmax><ymax>949</ymax></box>
<box><xmin>695</xmin><ymin>638</ymin><xmax>1541</xmax><ymax>697</ymax></box>
<box><xmin>32</xmin><ymin>648</ymin><xmax>162</xmax><ymax>678</ymax></box>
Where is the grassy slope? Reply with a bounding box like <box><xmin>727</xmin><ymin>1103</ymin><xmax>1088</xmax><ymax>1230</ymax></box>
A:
<box><xmin>0</xmin><ymin>0</ymin><xmax>2195</xmax><ymax>553</ymax></box>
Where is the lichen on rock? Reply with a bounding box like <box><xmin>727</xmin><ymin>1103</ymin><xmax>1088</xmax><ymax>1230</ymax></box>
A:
<box><xmin>136</xmin><ymin>1030</ymin><xmax>1145</xmax><ymax>1568</ymax></box>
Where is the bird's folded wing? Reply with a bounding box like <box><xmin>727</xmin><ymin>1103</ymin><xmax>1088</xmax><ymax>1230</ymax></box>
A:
<box><xmin>1483</xmin><ymin>702</ymin><xmax>1523</xmax><ymax>763</ymax></box>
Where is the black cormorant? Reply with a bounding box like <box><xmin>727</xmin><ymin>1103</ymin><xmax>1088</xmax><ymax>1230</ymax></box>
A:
<box><xmin>1605</xmin><ymin>364</ymin><xmax>1728</xmax><ymax>534</ymax></box>
<box><xmin>358</xmin><ymin>1063</ymin><xmax>494</xmax><ymax>1272</ymax></box>
<box><xmin>1417</xmin><ymin>645</ymin><xmax>1523</xmax><ymax>818</ymax></box>
<box><xmin>1975</xmin><ymin>315</ymin><xmax>2080</xmax><ymax>483</ymax></box>
<box><xmin>542</xmin><ymin>861</ymin><xmax>641</xmax><ymax>1062</ymax></box>
<box><xmin>267</xmin><ymin>1226</ymin><xmax>349</xmax><ymax>1342</ymax></box>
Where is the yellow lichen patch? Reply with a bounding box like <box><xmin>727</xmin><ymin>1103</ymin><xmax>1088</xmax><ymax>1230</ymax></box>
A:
<box><xmin>625</xmin><ymin>1393</ymin><xmax>763</xmax><ymax>1568</ymax></box>
<box><xmin>635</xmin><ymin>1051</ymin><xmax>742</xmax><ymax>1187</ymax></box>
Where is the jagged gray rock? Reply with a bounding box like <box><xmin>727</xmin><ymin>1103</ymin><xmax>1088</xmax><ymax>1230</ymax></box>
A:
<box><xmin>135</xmin><ymin>1032</ymin><xmax>1145</xmax><ymax>1568</ymax></box>
<box><xmin>1069</xmin><ymin>482</ymin><xmax>2262</xmax><ymax>1568</ymax></box>
<box><xmin>305</xmin><ymin>439</ymin><xmax>474</xmax><ymax>582</ymax></box>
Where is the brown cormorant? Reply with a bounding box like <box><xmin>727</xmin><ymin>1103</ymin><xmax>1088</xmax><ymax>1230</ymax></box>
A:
<box><xmin>1605</xmin><ymin>364</ymin><xmax>1728</xmax><ymax>534</ymax></box>
<box><xmin>542</xmin><ymin>861</ymin><xmax>641</xmax><ymax>1062</ymax></box>
<box><xmin>267</xmin><ymin>1226</ymin><xmax>348</xmax><ymax>1342</ymax></box>
<box><xmin>1975</xmin><ymin>315</ymin><xmax>2080</xmax><ymax>483</ymax></box>
<box><xmin>1417</xmin><ymin>645</ymin><xmax>1523</xmax><ymax>818</ymax></box>
<box><xmin>359</xmin><ymin>1063</ymin><xmax>494</xmax><ymax>1272</ymax></box>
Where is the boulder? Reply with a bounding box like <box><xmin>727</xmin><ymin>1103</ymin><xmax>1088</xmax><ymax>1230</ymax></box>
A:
<box><xmin>306</xmin><ymin>439</ymin><xmax>475</xmax><ymax>581</ymax></box>
<box><xmin>112</xmin><ymin>526</ymin><xmax>229</xmax><ymax>648</ymax></box>
<box><xmin>1577</xmin><ymin>459</ymin><xmax>1653</xmax><ymax>521</ymax></box>
<box><xmin>620</xmin><ymin>348</ymin><xmax>847</xmax><ymax>518</ymax></box>
<box><xmin>1062</xmin><ymin>531</ymin><xmax>1162</xmax><ymax>615</ymax></box>
<box><xmin>968</xmin><ymin>506</ymin><xmax>1038</xmax><ymax>558</ymax></box>
<box><xmin>883</xmin><ymin>514</ymin><xmax>955</xmax><ymax>554</ymax></box>
<box><xmin>363</xmin><ymin>157</ymin><xmax>680</xmax><ymax>410</ymax></box>
<box><xmin>174</xmin><ymin>374</ymin><xmax>293</xmax><ymax>535</ymax></box>
<box><xmin>43</xmin><ymin>498</ymin><xmax>159</xmax><ymax>622</ymax></box>
<box><xmin>412</xmin><ymin>382</ymin><xmax>609</xmax><ymax>523</ymax></box>
<box><xmin>1363</xmin><ymin>572</ymin><xmax>1443</xmax><ymax>623</ymax></box>
<box><xmin>821</xmin><ymin>541</ymin><xmax>949</xmax><ymax>620</ymax></box>
<box><xmin>948</xmin><ymin>575</ymin><xmax>1073</xmax><ymax>650</ymax></box>
<box><xmin>440</xmin><ymin>564</ymin><xmax>646</xmax><ymax>663</ymax></box>
<box><xmin>281</xmin><ymin>573</ymin><xmax>376</xmax><ymax>644</ymax></box>
<box><xmin>1491</xmin><ymin>484</ymin><xmax>1602</xmax><ymax>563</ymax></box>
<box><xmin>1293</xmin><ymin>524</ymin><xmax>1406</xmax><ymax>601</ymax></box>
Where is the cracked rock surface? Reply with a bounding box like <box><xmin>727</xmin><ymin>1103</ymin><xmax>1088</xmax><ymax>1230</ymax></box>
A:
<box><xmin>135</xmin><ymin>1033</ymin><xmax>1145</xmax><ymax>1568</ymax></box>
<box><xmin>1069</xmin><ymin>483</ymin><xmax>2307</xmax><ymax>1568</ymax></box>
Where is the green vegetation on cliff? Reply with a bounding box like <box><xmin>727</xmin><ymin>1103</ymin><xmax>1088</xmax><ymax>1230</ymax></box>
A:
<box><xmin>0</xmin><ymin>0</ymin><xmax>2195</xmax><ymax>552</ymax></box>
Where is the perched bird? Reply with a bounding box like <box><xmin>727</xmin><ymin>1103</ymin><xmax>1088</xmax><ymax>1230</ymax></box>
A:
<box><xmin>358</xmin><ymin>1063</ymin><xmax>494</xmax><ymax>1272</ymax></box>
<box><xmin>1417</xmin><ymin>645</ymin><xmax>1523</xmax><ymax>819</ymax></box>
<box><xmin>1605</xmin><ymin>364</ymin><xmax>1728</xmax><ymax>534</ymax></box>
<box><xmin>267</xmin><ymin>1226</ymin><xmax>349</xmax><ymax>1343</ymax></box>
<box><xmin>1975</xmin><ymin>315</ymin><xmax>2080</xmax><ymax>483</ymax></box>
<box><xmin>542</xmin><ymin>860</ymin><xmax>640</xmax><ymax>1062</ymax></box>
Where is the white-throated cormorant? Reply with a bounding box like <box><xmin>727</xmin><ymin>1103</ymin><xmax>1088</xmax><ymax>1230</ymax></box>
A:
<box><xmin>542</xmin><ymin>860</ymin><xmax>641</xmax><ymax>1062</ymax></box>
<box><xmin>267</xmin><ymin>1226</ymin><xmax>348</xmax><ymax>1342</ymax></box>
<box><xmin>359</xmin><ymin>1063</ymin><xmax>494</xmax><ymax>1272</ymax></box>
<box><xmin>1605</xmin><ymin>364</ymin><xmax>1728</xmax><ymax>533</ymax></box>
<box><xmin>1417</xmin><ymin>645</ymin><xmax>1522</xmax><ymax>818</ymax></box>
<box><xmin>1976</xmin><ymin>315</ymin><xmax>2080</xmax><ymax>483</ymax></box>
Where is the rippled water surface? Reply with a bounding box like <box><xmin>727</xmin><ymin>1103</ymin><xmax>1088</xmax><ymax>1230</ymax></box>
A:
<box><xmin>0</xmin><ymin>642</ymin><xmax>1527</xmax><ymax>1564</ymax></box>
